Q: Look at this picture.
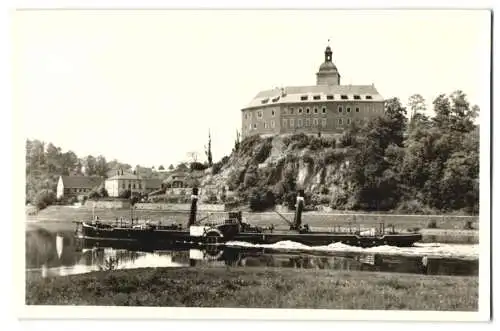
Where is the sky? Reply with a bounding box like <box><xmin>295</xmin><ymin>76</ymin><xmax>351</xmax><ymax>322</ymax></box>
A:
<box><xmin>13</xmin><ymin>9</ymin><xmax>491</xmax><ymax>169</ymax></box>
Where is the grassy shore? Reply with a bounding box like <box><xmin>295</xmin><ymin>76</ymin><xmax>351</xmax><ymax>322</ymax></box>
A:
<box><xmin>26</xmin><ymin>267</ymin><xmax>478</xmax><ymax>310</ymax></box>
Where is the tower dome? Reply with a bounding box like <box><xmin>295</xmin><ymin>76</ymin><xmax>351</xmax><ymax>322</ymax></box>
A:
<box><xmin>316</xmin><ymin>45</ymin><xmax>341</xmax><ymax>86</ymax></box>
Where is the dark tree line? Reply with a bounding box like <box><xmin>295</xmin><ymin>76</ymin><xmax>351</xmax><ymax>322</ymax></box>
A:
<box><xmin>341</xmin><ymin>91</ymin><xmax>479</xmax><ymax>214</ymax></box>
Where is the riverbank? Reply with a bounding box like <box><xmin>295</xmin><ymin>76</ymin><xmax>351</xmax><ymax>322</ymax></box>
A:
<box><xmin>26</xmin><ymin>267</ymin><xmax>478</xmax><ymax>310</ymax></box>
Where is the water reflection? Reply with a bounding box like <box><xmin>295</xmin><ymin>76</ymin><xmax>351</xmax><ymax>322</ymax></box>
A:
<box><xmin>25</xmin><ymin>228</ymin><xmax>479</xmax><ymax>278</ymax></box>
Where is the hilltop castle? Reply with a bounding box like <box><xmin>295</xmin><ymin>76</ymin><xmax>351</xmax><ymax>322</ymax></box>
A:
<box><xmin>241</xmin><ymin>45</ymin><xmax>385</xmax><ymax>137</ymax></box>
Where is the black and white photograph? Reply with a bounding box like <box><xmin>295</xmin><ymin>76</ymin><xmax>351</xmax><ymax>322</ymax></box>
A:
<box><xmin>9</xmin><ymin>2</ymin><xmax>493</xmax><ymax>324</ymax></box>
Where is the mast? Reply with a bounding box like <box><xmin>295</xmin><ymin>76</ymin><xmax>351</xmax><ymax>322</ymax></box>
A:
<box><xmin>189</xmin><ymin>187</ymin><xmax>199</xmax><ymax>226</ymax></box>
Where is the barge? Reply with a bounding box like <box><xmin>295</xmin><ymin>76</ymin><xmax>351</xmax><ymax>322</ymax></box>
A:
<box><xmin>75</xmin><ymin>188</ymin><xmax>422</xmax><ymax>248</ymax></box>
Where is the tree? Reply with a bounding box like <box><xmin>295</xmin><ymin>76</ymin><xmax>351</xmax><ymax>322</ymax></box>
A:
<box><xmin>407</xmin><ymin>94</ymin><xmax>427</xmax><ymax>131</ymax></box>
<box><xmin>205</xmin><ymin>129</ymin><xmax>213</xmax><ymax>167</ymax></box>
<box><xmin>95</xmin><ymin>155</ymin><xmax>108</xmax><ymax>177</ymax></box>
<box><xmin>158</xmin><ymin>165</ymin><xmax>165</xmax><ymax>170</ymax></box>
<box><xmin>45</xmin><ymin>143</ymin><xmax>62</xmax><ymax>173</ymax></box>
<box><xmin>432</xmin><ymin>94</ymin><xmax>452</xmax><ymax>129</ymax></box>
<box><xmin>83</xmin><ymin>156</ymin><xmax>97</xmax><ymax>176</ymax></box>
<box><xmin>233</xmin><ymin>130</ymin><xmax>241</xmax><ymax>153</ymax></box>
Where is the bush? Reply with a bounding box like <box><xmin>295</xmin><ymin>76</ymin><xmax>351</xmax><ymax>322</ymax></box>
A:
<box><xmin>190</xmin><ymin>162</ymin><xmax>208</xmax><ymax>171</ymax></box>
<box><xmin>427</xmin><ymin>219</ymin><xmax>438</xmax><ymax>229</ymax></box>
<box><xmin>254</xmin><ymin>139</ymin><xmax>273</xmax><ymax>163</ymax></box>
<box><xmin>212</xmin><ymin>162</ymin><xmax>223</xmax><ymax>175</ymax></box>
<box><xmin>88</xmin><ymin>191</ymin><xmax>100</xmax><ymax>200</ymax></box>
<box><xmin>34</xmin><ymin>190</ymin><xmax>56</xmax><ymax>210</ymax></box>
<box><xmin>463</xmin><ymin>220</ymin><xmax>474</xmax><ymax>230</ymax></box>
<box><xmin>119</xmin><ymin>189</ymin><xmax>131</xmax><ymax>199</ymax></box>
<box><xmin>248</xmin><ymin>188</ymin><xmax>276</xmax><ymax>212</ymax></box>
<box><xmin>98</xmin><ymin>187</ymin><xmax>108</xmax><ymax>198</ymax></box>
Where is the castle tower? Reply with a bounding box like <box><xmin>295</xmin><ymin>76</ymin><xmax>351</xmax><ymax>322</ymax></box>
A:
<box><xmin>316</xmin><ymin>45</ymin><xmax>341</xmax><ymax>86</ymax></box>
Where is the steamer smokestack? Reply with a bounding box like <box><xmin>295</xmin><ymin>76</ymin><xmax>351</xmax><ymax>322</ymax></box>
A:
<box><xmin>293</xmin><ymin>189</ymin><xmax>305</xmax><ymax>230</ymax></box>
<box><xmin>189</xmin><ymin>187</ymin><xmax>199</xmax><ymax>226</ymax></box>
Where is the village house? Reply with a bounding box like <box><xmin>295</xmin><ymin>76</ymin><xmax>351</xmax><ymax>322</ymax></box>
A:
<box><xmin>56</xmin><ymin>175</ymin><xmax>104</xmax><ymax>200</ymax></box>
<box><xmin>104</xmin><ymin>169</ymin><xmax>162</xmax><ymax>197</ymax></box>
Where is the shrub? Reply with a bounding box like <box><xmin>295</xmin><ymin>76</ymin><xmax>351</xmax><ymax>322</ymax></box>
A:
<box><xmin>34</xmin><ymin>190</ymin><xmax>56</xmax><ymax>210</ymax></box>
<box><xmin>254</xmin><ymin>139</ymin><xmax>273</xmax><ymax>163</ymax></box>
<box><xmin>427</xmin><ymin>219</ymin><xmax>438</xmax><ymax>229</ymax></box>
<box><xmin>119</xmin><ymin>189</ymin><xmax>131</xmax><ymax>199</ymax></box>
<box><xmin>212</xmin><ymin>162</ymin><xmax>223</xmax><ymax>175</ymax></box>
<box><xmin>248</xmin><ymin>188</ymin><xmax>276</xmax><ymax>212</ymax></box>
<box><xmin>98</xmin><ymin>187</ymin><xmax>109</xmax><ymax>198</ymax></box>
<box><xmin>190</xmin><ymin>162</ymin><xmax>208</xmax><ymax>171</ymax></box>
<box><xmin>463</xmin><ymin>220</ymin><xmax>474</xmax><ymax>230</ymax></box>
<box><xmin>88</xmin><ymin>191</ymin><xmax>100</xmax><ymax>200</ymax></box>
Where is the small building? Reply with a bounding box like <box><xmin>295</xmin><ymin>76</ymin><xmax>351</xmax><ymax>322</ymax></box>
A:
<box><xmin>105</xmin><ymin>169</ymin><xmax>163</xmax><ymax>197</ymax></box>
<box><xmin>56</xmin><ymin>175</ymin><xmax>104</xmax><ymax>200</ymax></box>
<box><xmin>164</xmin><ymin>171</ymin><xmax>190</xmax><ymax>188</ymax></box>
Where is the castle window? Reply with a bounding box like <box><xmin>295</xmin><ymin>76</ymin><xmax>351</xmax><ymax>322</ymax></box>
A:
<box><xmin>271</xmin><ymin>120</ymin><xmax>275</xmax><ymax>128</ymax></box>
<box><xmin>353</xmin><ymin>95</ymin><xmax>361</xmax><ymax>100</ymax></box>
<box><xmin>300</xmin><ymin>95</ymin><xmax>308</xmax><ymax>101</ymax></box>
<box><xmin>298</xmin><ymin>119</ymin><xmax>303</xmax><ymax>127</ymax></box>
<box><xmin>264</xmin><ymin>122</ymin><xmax>268</xmax><ymax>129</ymax></box>
<box><xmin>290</xmin><ymin>119</ymin><xmax>295</xmax><ymax>128</ymax></box>
<box><xmin>347</xmin><ymin>107</ymin><xmax>351</xmax><ymax>113</ymax></box>
<box><xmin>271</xmin><ymin>109</ymin><xmax>275</xmax><ymax>116</ymax></box>
<box><xmin>128</xmin><ymin>184</ymin><xmax>131</xmax><ymax>189</ymax></box>
<box><xmin>341</xmin><ymin>95</ymin><xmax>349</xmax><ymax>100</ymax></box>
<box><xmin>338</xmin><ymin>118</ymin><xmax>343</xmax><ymax>125</ymax></box>
<box><xmin>133</xmin><ymin>184</ymin><xmax>136</xmax><ymax>189</ymax></box>
<box><xmin>322</xmin><ymin>107</ymin><xmax>327</xmax><ymax>114</ymax></box>
<box><xmin>365</xmin><ymin>95</ymin><xmax>373</xmax><ymax>100</ymax></box>
<box><xmin>253</xmin><ymin>124</ymin><xmax>257</xmax><ymax>129</ymax></box>
<box><xmin>257</xmin><ymin>111</ymin><xmax>263</xmax><ymax>118</ymax></box>
<box><xmin>306</xmin><ymin>108</ymin><xmax>310</xmax><ymax>114</ymax></box>
<box><xmin>347</xmin><ymin>118</ymin><xmax>351</xmax><ymax>125</ymax></box>
<box><xmin>305</xmin><ymin>119</ymin><xmax>310</xmax><ymax>127</ymax></box>
<box><xmin>313</xmin><ymin>95</ymin><xmax>321</xmax><ymax>100</ymax></box>
<box><xmin>248</xmin><ymin>124</ymin><xmax>252</xmax><ymax>130</ymax></box>
<box><xmin>261</xmin><ymin>98</ymin><xmax>269</xmax><ymax>104</ymax></box>
<box><xmin>313</xmin><ymin>118</ymin><xmax>319</xmax><ymax>127</ymax></box>
<box><xmin>122</xmin><ymin>183</ymin><xmax>125</xmax><ymax>189</ymax></box>
<box><xmin>338</xmin><ymin>106</ymin><xmax>343</xmax><ymax>113</ymax></box>
<box><xmin>314</xmin><ymin>107</ymin><xmax>318</xmax><ymax>114</ymax></box>
<box><xmin>283</xmin><ymin>108</ymin><xmax>287</xmax><ymax>114</ymax></box>
<box><xmin>326</xmin><ymin>95</ymin><xmax>334</xmax><ymax>100</ymax></box>
<box><xmin>244</xmin><ymin>114</ymin><xmax>247</xmax><ymax>120</ymax></box>
<box><xmin>289</xmin><ymin>107</ymin><xmax>294</xmax><ymax>114</ymax></box>
<box><xmin>282</xmin><ymin>119</ymin><xmax>287</xmax><ymax>128</ymax></box>
<box><xmin>356</xmin><ymin>107</ymin><xmax>360</xmax><ymax>113</ymax></box>
<box><xmin>321</xmin><ymin>118</ymin><xmax>327</xmax><ymax>128</ymax></box>
<box><xmin>298</xmin><ymin>108</ymin><xmax>303</xmax><ymax>114</ymax></box>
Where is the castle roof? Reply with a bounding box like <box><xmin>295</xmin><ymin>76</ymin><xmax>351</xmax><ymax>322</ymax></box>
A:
<box><xmin>242</xmin><ymin>84</ymin><xmax>384</xmax><ymax>110</ymax></box>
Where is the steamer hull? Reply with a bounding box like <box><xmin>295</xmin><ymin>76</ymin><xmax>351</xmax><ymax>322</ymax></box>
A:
<box><xmin>74</xmin><ymin>188</ymin><xmax>423</xmax><ymax>249</ymax></box>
